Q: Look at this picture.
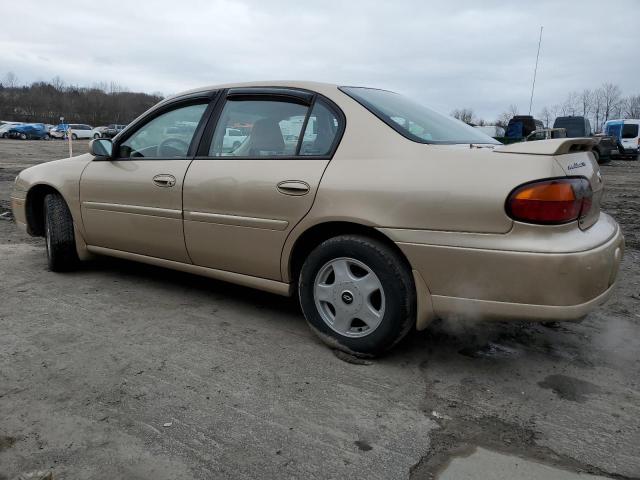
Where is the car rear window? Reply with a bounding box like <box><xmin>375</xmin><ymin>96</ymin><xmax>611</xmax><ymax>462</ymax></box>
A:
<box><xmin>553</xmin><ymin>118</ymin><xmax>585</xmax><ymax>137</ymax></box>
<box><xmin>339</xmin><ymin>86</ymin><xmax>499</xmax><ymax>145</ymax></box>
<box><xmin>622</xmin><ymin>124</ymin><xmax>639</xmax><ymax>138</ymax></box>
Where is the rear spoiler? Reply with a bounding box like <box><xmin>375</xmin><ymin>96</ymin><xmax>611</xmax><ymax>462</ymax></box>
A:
<box><xmin>494</xmin><ymin>138</ymin><xmax>597</xmax><ymax>155</ymax></box>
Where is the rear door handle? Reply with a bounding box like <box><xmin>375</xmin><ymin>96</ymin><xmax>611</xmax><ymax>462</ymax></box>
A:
<box><xmin>153</xmin><ymin>174</ymin><xmax>176</xmax><ymax>188</ymax></box>
<box><xmin>277</xmin><ymin>180</ymin><xmax>310</xmax><ymax>196</ymax></box>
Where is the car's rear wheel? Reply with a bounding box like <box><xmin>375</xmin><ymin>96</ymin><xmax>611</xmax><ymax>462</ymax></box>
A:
<box><xmin>19</xmin><ymin>133</ymin><xmax>27</xmax><ymax>140</ymax></box>
<box><xmin>71</xmin><ymin>133</ymin><xmax>78</xmax><ymax>140</ymax></box>
<box><xmin>44</xmin><ymin>193</ymin><xmax>79</xmax><ymax>272</ymax></box>
<box><xmin>298</xmin><ymin>235</ymin><xmax>415</xmax><ymax>357</ymax></box>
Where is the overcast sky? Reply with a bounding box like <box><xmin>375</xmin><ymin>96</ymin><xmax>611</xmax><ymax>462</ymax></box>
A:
<box><xmin>1</xmin><ymin>0</ymin><xmax>638</xmax><ymax>120</ymax></box>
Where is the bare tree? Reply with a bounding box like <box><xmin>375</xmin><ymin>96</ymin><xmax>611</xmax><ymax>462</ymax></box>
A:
<box><xmin>579</xmin><ymin>89</ymin><xmax>593</xmax><ymax>117</ymax></box>
<box><xmin>0</xmin><ymin>75</ymin><xmax>162</xmax><ymax>125</ymax></box>
<box><xmin>559</xmin><ymin>91</ymin><xmax>580</xmax><ymax>116</ymax></box>
<box><xmin>622</xmin><ymin>95</ymin><xmax>640</xmax><ymax>119</ymax></box>
<box><xmin>538</xmin><ymin>106</ymin><xmax>552</xmax><ymax>128</ymax></box>
<box><xmin>592</xmin><ymin>88</ymin><xmax>605</xmax><ymax>132</ymax></box>
<box><xmin>601</xmin><ymin>82</ymin><xmax>622</xmax><ymax>123</ymax></box>
<box><xmin>451</xmin><ymin>108</ymin><xmax>475</xmax><ymax>124</ymax></box>
<box><xmin>51</xmin><ymin>76</ymin><xmax>65</xmax><ymax>91</ymax></box>
<box><xmin>495</xmin><ymin>104</ymin><xmax>519</xmax><ymax>127</ymax></box>
<box><xmin>2</xmin><ymin>71</ymin><xmax>18</xmax><ymax>88</ymax></box>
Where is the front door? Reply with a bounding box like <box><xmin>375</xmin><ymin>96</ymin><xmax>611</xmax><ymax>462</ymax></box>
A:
<box><xmin>80</xmin><ymin>100</ymin><xmax>211</xmax><ymax>262</ymax></box>
<box><xmin>183</xmin><ymin>89</ymin><xmax>344</xmax><ymax>280</ymax></box>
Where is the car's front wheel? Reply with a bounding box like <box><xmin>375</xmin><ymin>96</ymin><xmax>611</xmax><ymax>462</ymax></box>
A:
<box><xmin>44</xmin><ymin>193</ymin><xmax>79</xmax><ymax>272</ymax></box>
<box><xmin>298</xmin><ymin>235</ymin><xmax>415</xmax><ymax>357</ymax></box>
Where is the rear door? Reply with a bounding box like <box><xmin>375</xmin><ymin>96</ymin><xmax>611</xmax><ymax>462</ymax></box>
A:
<box><xmin>183</xmin><ymin>88</ymin><xmax>344</xmax><ymax>280</ymax></box>
<box><xmin>621</xmin><ymin>122</ymin><xmax>639</xmax><ymax>152</ymax></box>
<box><xmin>80</xmin><ymin>95</ymin><xmax>214</xmax><ymax>262</ymax></box>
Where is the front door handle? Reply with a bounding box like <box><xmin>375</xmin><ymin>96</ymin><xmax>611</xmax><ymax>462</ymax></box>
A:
<box><xmin>153</xmin><ymin>174</ymin><xmax>176</xmax><ymax>188</ymax></box>
<box><xmin>277</xmin><ymin>180</ymin><xmax>310</xmax><ymax>196</ymax></box>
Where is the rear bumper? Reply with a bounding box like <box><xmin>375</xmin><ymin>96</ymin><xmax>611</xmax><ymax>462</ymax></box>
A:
<box><xmin>381</xmin><ymin>213</ymin><xmax>624</xmax><ymax>325</ymax></box>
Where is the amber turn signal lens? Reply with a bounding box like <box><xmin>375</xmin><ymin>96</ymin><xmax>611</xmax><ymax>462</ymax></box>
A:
<box><xmin>506</xmin><ymin>178</ymin><xmax>592</xmax><ymax>224</ymax></box>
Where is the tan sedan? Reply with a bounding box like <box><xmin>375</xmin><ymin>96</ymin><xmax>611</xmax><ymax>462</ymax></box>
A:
<box><xmin>11</xmin><ymin>82</ymin><xmax>624</xmax><ymax>356</ymax></box>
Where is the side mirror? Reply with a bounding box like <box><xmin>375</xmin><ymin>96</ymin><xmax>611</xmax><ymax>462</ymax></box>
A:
<box><xmin>90</xmin><ymin>138</ymin><xmax>113</xmax><ymax>158</ymax></box>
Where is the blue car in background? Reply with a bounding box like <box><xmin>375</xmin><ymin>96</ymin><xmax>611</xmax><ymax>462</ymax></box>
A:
<box><xmin>8</xmin><ymin>123</ymin><xmax>50</xmax><ymax>140</ymax></box>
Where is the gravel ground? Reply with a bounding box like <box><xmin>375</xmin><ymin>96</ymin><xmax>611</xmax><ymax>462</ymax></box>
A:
<box><xmin>0</xmin><ymin>139</ymin><xmax>639</xmax><ymax>479</ymax></box>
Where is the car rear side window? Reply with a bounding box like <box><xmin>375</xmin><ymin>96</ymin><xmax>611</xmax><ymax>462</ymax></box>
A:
<box><xmin>340</xmin><ymin>86</ymin><xmax>499</xmax><ymax>145</ymax></box>
<box><xmin>118</xmin><ymin>103</ymin><xmax>208</xmax><ymax>159</ymax></box>
<box><xmin>622</xmin><ymin>124</ymin><xmax>639</xmax><ymax>138</ymax></box>
<box><xmin>299</xmin><ymin>100</ymin><xmax>341</xmax><ymax>156</ymax></box>
<box><xmin>209</xmin><ymin>99</ymin><xmax>309</xmax><ymax>157</ymax></box>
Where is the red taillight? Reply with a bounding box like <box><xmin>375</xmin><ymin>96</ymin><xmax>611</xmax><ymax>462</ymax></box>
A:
<box><xmin>506</xmin><ymin>178</ymin><xmax>592</xmax><ymax>224</ymax></box>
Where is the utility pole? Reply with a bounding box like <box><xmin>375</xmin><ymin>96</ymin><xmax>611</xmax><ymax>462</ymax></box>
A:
<box><xmin>528</xmin><ymin>26</ymin><xmax>543</xmax><ymax>116</ymax></box>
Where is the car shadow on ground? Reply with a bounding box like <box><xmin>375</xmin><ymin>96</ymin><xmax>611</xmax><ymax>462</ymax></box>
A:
<box><xmin>85</xmin><ymin>254</ymin><xmax>589</xmax><ymax>367</ymax></box>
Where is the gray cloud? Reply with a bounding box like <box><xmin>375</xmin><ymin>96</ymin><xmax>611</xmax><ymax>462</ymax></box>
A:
<box><xmin>1</xmin><ymin>0</ymin><xmax>638</xmax><ymax>120</ymax></box>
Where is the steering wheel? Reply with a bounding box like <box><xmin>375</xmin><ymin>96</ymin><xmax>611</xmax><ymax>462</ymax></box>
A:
<box><xmin>158</xmin><ymin>137</ymin><xmax>190</xmax><ymax>157</ymax></box>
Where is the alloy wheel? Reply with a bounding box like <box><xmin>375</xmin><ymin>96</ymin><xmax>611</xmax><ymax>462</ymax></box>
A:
<box><xmin>313</xmin><ymin>257</ymin><xmax>385</xmax><ymax>338</ymax></box>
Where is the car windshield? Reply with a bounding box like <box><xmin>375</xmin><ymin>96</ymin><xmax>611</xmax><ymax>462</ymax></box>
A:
<box><xmin>340</xmin><ymin>86</ymin><xmax>499</xmax><ymax>145</ymax></box>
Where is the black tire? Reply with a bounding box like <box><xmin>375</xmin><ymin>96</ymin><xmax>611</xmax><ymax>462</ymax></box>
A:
<box><xmin>19</xmin><ymin>133</ymin><xmax>27</xmax><ymax>140</ymax></box>
<box><xmin>44</xmin><ymin>193</ymin><xmax>79</xmax><ymax>272</ymax></box>
<box><xmin>592</xmin><ymin>149</ymin><xmax>600</xmax><ymax>164</ymax></box>
<box><xmin>93</xmin><ymin>133</ymin><xmax>100</xmax><ymax>139</ymax></box>
<box><xmin>298</xmin><ymin>235</ymin><xmax>415</xmax><ymax>357</ymax></box>
<box><xmin>71</xmin><ymin>133</ymin><xmax>78</xmax><ymax>140</ymax></box>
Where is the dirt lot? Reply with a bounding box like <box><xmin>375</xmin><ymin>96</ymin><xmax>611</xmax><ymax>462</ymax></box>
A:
<box><xmin>0</xmin><ymin>139</ymin><xmax>639</xmax><ymax>479</ymax></box>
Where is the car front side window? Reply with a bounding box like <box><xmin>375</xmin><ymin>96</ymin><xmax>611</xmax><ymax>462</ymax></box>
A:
<box><xmin>118</xmin><ymin>103</ymin><xmax>208</xmax><ymax>159</ymax></box>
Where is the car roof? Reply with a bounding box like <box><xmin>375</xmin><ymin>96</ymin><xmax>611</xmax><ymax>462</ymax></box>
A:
<box><xmin>166</xmin><ymin>81</ymin><xmax>347</xmax><ymax>103</ymax></box>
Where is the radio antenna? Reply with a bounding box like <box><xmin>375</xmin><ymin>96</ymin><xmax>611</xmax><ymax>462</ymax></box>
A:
<box><xmin>528</xmin><ymin>26</ymin><xmax>543</xmax><ymax>115</ymax></box>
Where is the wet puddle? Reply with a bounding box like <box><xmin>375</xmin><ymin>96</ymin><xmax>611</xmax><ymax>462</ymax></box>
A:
<box><xmin>537</xmin><ymin>374</ymin><xmax>602</xmax><ymax>403</ymax></box>
<box><xmin>437</xmin><ymin>447</ymin><xmax>611</xmax><ymax>479</ymax></box>
<box><xmin>458</xmin><ymin>342</ymin><xmax>520</xmax><ymax>359</ymax></box>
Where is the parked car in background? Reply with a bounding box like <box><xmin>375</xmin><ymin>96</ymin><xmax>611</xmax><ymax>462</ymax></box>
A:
<box><xmin>474</xmin><ymin>125</ymin><xmax>505</xmax><ymax>138</ymax></box>
<box><xmin>49</xmin><ymin>124</ymin><xmax>68</xmax><ymax>139</ymax></box>
<box><xmin>49</xmin><ymin>124</ymin><xmax>94</xmax><ymax>140</ymax></box>
<box><xmin>525</xmin><ymin>128</ymin><xmax>566</xmax><ymax>141</ymax></box>
<box><xmin>554</xmin><ymin>116</ymin><xmax>621</xmax><ymax>163</ymax></box>
<box><xmin>7</xmin><ymin>123</ymin><xmax>50</xmax><ymax>140</ymax></box>
<box><xmin>592</xmin><ymin>134</ymin><xmax>622</xmax><ymax>163</ymax></box>
<box><xmin>67</xmin><ymin>124</ymin><xmax>94</xmax><ymax>140</ymax></box>
<box><xmin>222</xmin><ymin>127</ymin><xmax>248</xmax><ymax>151</ymax></box>
<box><xmin>505</xmin><ymin>115</ymin><xmax>544</xmax><ymax>140</ymax></box>
<box><xmin>11</xmin><ymin>81</ymin><xmax>624</xmax><ymax>356</ymax></box>
<box><xmin>553</xmin><ymin>116</ymin><xmax>592</xmax><ymax>137</ymax></box>
<box><xmin>0</xmin><ymin>122</ymin><xmax>23</xmax><ymax>138</ymax></box>
<box><xmin>604</xmin><ymin>119</ymin><xmax>640</xmax><ymax>159</ymax></box>
<box><xmin>91</xmin><ymin>126</ymin><xmax>109</xmax><ymax>139</ymax></box>
<box><xmin>103</xmin><ymin>124</ymin><xmax>128</xmax><ymax>138</ymax></box>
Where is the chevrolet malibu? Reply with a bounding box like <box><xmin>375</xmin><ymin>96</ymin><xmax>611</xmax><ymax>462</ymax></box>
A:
<box><xmin>11</xmin><ymin>82</ymin><xmax>624</xmax><ymax>356</ymax></box>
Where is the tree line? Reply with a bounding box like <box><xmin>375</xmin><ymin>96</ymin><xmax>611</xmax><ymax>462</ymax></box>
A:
<box><xmin>452</xmin><ymin>82</ymin><xmax>640</xmax><ymax>132</ymax></box>
<box><xmin>0</xmin><ymin>72</ymin><xmax>163</xmax><ymax>127</ymax></box>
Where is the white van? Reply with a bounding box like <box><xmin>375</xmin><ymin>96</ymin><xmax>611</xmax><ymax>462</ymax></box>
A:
<box><xmin>604</xmin><ymin>119</ymin><xmax>639</xmax><ymax>158</ymax></box>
